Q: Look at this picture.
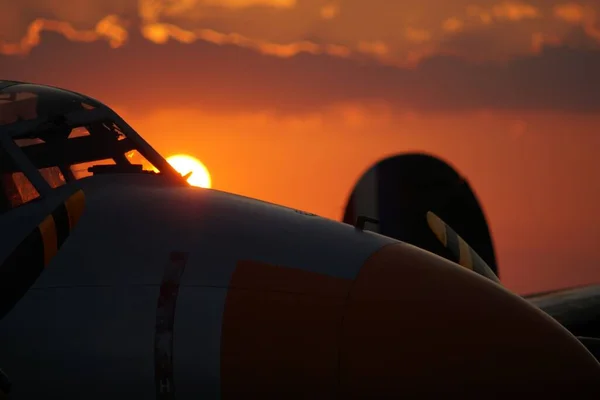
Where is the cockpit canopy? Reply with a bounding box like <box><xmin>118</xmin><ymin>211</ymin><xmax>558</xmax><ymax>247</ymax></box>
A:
<box><xmin>0</xmin><ymin>80</ymin><xmax>182</xmax><ymax>212</ymax></box>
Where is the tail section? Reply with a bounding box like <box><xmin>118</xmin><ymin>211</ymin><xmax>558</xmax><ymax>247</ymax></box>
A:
<box><xmin>343</xmin><ymin>153</ymin><xmax>498</xmax><ymax>277</ymax></box>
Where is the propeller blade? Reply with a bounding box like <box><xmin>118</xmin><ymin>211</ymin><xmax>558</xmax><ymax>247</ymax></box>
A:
<box><xmin>426</xmin><ymin>210</ymin><xmax>500</xmax><ymax>284</ymax></box>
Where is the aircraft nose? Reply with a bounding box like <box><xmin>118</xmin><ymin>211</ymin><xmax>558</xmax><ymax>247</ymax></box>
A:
<box><xmin>337</xmin><ymin>242</ymin><xmax>600</xmax><ymax>396</ymax></box>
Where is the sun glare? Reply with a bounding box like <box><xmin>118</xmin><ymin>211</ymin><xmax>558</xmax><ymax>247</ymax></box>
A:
<box><xmin>167</xmin><ymin>154</ymin><xmax>212</xmax><ymax>188</ymax></box>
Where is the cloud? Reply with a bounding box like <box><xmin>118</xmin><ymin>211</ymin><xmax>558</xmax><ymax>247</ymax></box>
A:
<box><xmin>466</xmin><ymin>2</ymin><xmax>540</xmax><ymax>24</ymax></box>
<box><xmin>357</xmin><ymin>40</ymin><xmax>389</xmax><ymax>56</ymax></box>
<box><xmin>466</xmin><ymin>5</ymin><xmax>494</xmax><ymax>24</ymax></box>
<box><xmin>201</xmin><ymin>0</ymin><xmax>296</xmax><ymax>9</ymax></box>
<box><xmin>1</xmin><ymin>29</ymin><xmax>599</xmax><ymax>116</ymax></box>
<box><xmin>1</xmin><ymin>15</ymin><xmax>354</xmax><ymax>59</ymax></box>
<box><xmin>137</xmin><ymin>0</ymin><xmax>296</xmax><ymax>22</ymax></box>
<box><xmin>554</xmin><ymin>3</ymin><xmax>600</xmax><ymax>40</ymax></box>
<box><xmin>442</xmin><ymin>17</ymin><xmax>464</xmax><ymax>33</ymax></box>
<box><xmin>0</xmin><ymin>16</ymin><xmax>128</xmax><ymax>55</ymax></box>
<box><xmin>2</xmin><ymin>0</ymin><xmax>600</xmax><ymax>66</ymax></box>
<box><xmin>320</xmin><ymin>4</ymin><xmax>339</xmax><ymax>20</ymax></box>
<box><xmin>554</xmin><ymin>3</ymin><xmax>587</xmax><ymax>23</ymax></box>
<box><xmin>491</xmin><ymin>1</ymin><xmax>540</xmax><ymax>21</ymax></box>
<box><xmin>1</xmin><ymin>1</ymin><xmax>599</xmax><ymax>115</ymax></box>
<box><xmin>0</xmin><ymin>0</ymin><xmax>137</xmax><ymax>42</ymax></box>
<box><xmin>405</xmin><ymin>27</ymin><xmax>432</xmax><ymax>43</ymax></box>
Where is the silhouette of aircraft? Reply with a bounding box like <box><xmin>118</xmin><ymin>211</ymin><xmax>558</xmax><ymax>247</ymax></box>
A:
<box><xmin>0</xmin><ymin>80</ymin><xmax>599</xmax><ymax>398</ymax></box>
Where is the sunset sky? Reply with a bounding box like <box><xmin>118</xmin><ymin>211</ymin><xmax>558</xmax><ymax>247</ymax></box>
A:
<box><xmin>2</xmin><ymin>0</ymin><xmax>600</xmax><ymax>294</ymax></box>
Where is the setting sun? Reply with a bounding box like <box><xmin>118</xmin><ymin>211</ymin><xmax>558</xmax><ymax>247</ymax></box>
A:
<box><xmin>167</xmin><ymin>154</ymin><xmax>212</xmax><ymax>188</ymax></box>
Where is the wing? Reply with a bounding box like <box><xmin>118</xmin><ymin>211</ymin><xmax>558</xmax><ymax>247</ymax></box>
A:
<box><xmin>526</xmin><ymin>285</ymin><xmax>600</xmax><ymax>338</ymax></box>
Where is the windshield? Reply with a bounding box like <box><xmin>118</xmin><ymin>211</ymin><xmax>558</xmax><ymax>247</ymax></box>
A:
<box><xmin>10</xmin><ymin>121</ymin><xmax>158</xmax><ymax>185</ymax></box>
<box><xmin>0</xmin><ymin>82</ymin><xmax>97</xmax><ymax>126</ymax></box>
<box><xmin>0</xmin><ymin>83</ymin><xmax>175</xmax><ymax>190</ymax></box>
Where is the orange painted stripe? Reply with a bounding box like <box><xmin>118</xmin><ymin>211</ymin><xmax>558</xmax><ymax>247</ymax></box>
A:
<box><xmin>457</xmin><ymin>235</ymin><xmax>473</xmax><ymax>269</ymax></box>
<box><xmin>220</xmin><ymin>261</ymin><xmax>352</xmax><ymax>399</ymax></box>
<box><xmin>426</xmin><ymin>211</ymin><xmax>447</xmax><ymax>247</ymax></box>
<box><xmin>38</xmin><ymin>214</ymin><xmax>57</xmax><ymax>267</ymax></box>
<box><xmin>64</xmin><ymin>189</ymin><xmax>86</xmax><ymax>229</ymax></box>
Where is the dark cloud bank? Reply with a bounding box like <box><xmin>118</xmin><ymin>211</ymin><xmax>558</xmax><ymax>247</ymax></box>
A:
<box><xmin>2</xmin><ymin>29</ymin><xmax>599</xmax><ymax>115</ymax></box>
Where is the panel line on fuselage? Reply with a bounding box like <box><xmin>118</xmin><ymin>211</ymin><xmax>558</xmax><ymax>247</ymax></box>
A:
<box><xmin>155</xmin><ymin>251</ymin><xmax>189</xmax><ymax>399</ymax></box>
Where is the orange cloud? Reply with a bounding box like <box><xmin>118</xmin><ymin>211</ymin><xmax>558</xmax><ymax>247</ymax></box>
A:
<box><xmin>320</xmin><ymin>4</ymin><xmax>339</xmax><ymax>20</ymax></box>
<box><xmin>357</xmin><ymin>40</ymin><xmax>389</xmax><ymax>57</ymax></box>
<box><xmin>405</xmin><ymin>27</ymin><xmax>431</xmax><ymax>43</ymax></box>
<box><xmin>139</xmin><ymin>0</ymin><xmax>163</xmax><ymax>22</ymax></box>
<box><xmin>554</xmin><ymin>3</ymin><xmax>586</xmax><ymax>23</ymax></box>
<box><xmin>141</xmin><ymin>22</ymin><xmax>352</xmax><ymax>58</ymax></box>
<box><xmin>203</xmin><ymin>0</ymin><xmax>296</xmax><ymax>8</ymax></box>
<box><xmin>139</xmin><ymin>0</ymin><xmax>295</xmax><ymax>22</ymax></box>
<box><xmin>466</xmin><ymin>5</ymin><xmax>492</xmax><ymax>24</ymax></box>
<box><xmin>0</xmin><ymin>15</ymin><xmax>127</xmax><ymax>55</ymax></box>
<box><xmin>442</xmin><ymin>17</ymin><xmax>464</xmax><ymax>33</ymax></box>
<box><xmin>554</xmin><ymin>3</ymin><xmax>600</xmax><ymax>40</ymax></box>
<box><xmin>466</xmin><ymin>2</ymin><xmax>539</xmax><ymax>23</ymax></box>
<box><xmin>491</xmin><ymin>2</ymin><xmax>540</xmax><ymax>21</ymax></box>
<box><xmin>6</xmin><ymin>26</ymin><xmax>598</xmax><ymax>117</ymax></box>
<box><xmin>0</xmin><ymin>9</ymin><xmax>353</xmax><ymax>60</ymax></box>
<box><xmin>2</xmin><ymin>0</ymin><xmax>600</xmax><ymax>66</ymax></box>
